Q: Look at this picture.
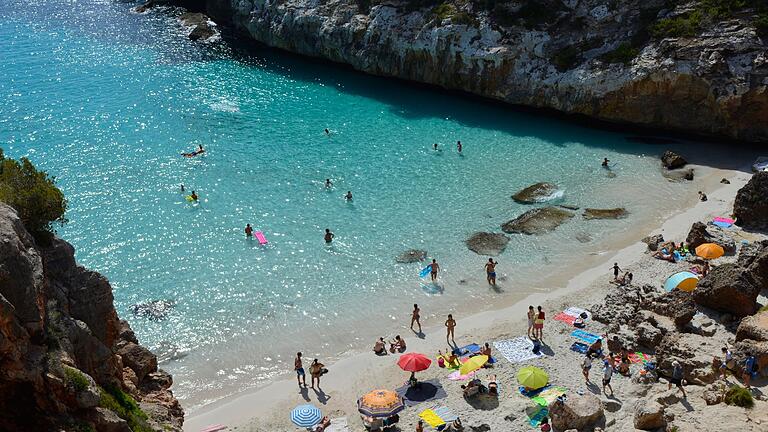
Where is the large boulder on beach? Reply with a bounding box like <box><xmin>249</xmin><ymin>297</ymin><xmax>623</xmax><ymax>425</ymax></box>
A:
<box><xmin>661</xmin><ymin>151</ymin><xmax>687</xmax><ymax>169</ymax></box>
<box><xmin>548</xmin><ymin>393</ymin><xmax>604</xmax><ymax>431</ymax></box>
<box><xmin>655</xmin><ymin>333</ymin><xmax>720</xmax><ymax>384</ymax></box>
<box><xmin>633</xmin><ymin>400</ymin><xmax>667</xmax><ymax>430</ymax></box>
<box><xmin>736</xmin><ymin>310</ymin><xmax>768</xmax><ymax>342</ymax></box>
<box><xmin>734</xmin><ymin>171</ymin><xmax>768</xmax><ymax>230</ymax></box>
<box><xmin>512</xmin><ymin>182</ymin><xmax>561</xmax><ymax>204</ymax></box>
<box><xmin>693</xmin><ymin>263</ymin><xmax>760</xmax><ymax>317</ymax></box>
<box><xmin>465</xmin><ymin>232</ymin><xmax>509</xmax><ymax>255</ymax></box>
<box><xmin>501</xmin><ymin>207</ymin><xmax>574</xmax><ymax>235</ymax></box>
<box><xmin>662</xmin><ymin>167</ymin><xmax>695</xmax><ymax>182</ymax></box>
<box><xmin>395</xmin><ymin>249</ymin><xmax>427</xmax><ymax>263</ymax></box>
<box><xmin>737</xmin><ymin>240</ymin><xmax>768</xmax><ymax>286</ymax></box>
<box><xmin>685</xmin><ymin>222</ymin><xmax>736</xmax><ymax>255</ymax></box>
<box><xmin>583</xmin><ymin>208</ymin><xmax>628</xmax><ymax>220</ymax></box>
<box><xmin>642</xmin><ymin>234</ymin><xmax>665</xmax><ymax>251</ymax></box>
<box><xmin>643</xmin><ymin>290</ymin><xmax>696</xmax><ymax>328</ymax></box>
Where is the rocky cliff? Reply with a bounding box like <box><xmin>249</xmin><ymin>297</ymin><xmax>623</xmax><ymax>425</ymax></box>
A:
<box><xmin>0</xmin><ymin>203</ymin><xmax>183</xmax><ymax>432</ymax></box>
<box><xmin>170</xmin><ymin>0</ymin><xmax>768</xmax><ymax>141</ymax></box>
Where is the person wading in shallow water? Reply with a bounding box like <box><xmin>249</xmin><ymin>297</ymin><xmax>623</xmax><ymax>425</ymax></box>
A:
<box><xmin>324</xmin><ymin>228</ymin><xmax>334</xmax><ymax>244</ymax></box>
<box><xmin>484</xmin><ymin>258</ymin><xmax>498</xmax><ymax>285</ymax></box>
<box><xmin>430</xmin><ymin>259</ymin><xmax>440</xmax><ymax>281</ymax></box>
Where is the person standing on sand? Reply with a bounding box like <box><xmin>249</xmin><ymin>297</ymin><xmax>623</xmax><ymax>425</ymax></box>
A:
<box><xmin>445</xmin><ymin>314</ymin><xmax>456</xmax><ymax>344</ymax></box>
<box><xmin>324</xmin><ymin>228</ymin><xmax>334</xmax><ymax>244</ymax></box>
<box><xmin>581</xmin><ymin>355</ymin><xmax>592</xmax><ymax>383</ymax></box>
<box><xmin>668</xmin><ymin>360</ymin><xmax>687</xmax><ymax>398</ymax></box>
<box><xmin>245</xmin><ymin>223</ymin><xmax>253</xmax><ymax>238</ymax></box>
<box><xmin>534</xmin><ymin>306</ymin><xmax>545</xmax><ymax>339</ymax></box>
<box><xmin>527</xmin><ymin>306</ymin><xmax>535</xmax><ymax>338</ymax></box>
<box><xmin>294</xmin><ymin>352</ymin><xmax>306</xmax><ymax>387</ymax></box>
<box><xmin>602</xmin><ymin>359</ymin><xmax>614</xmax><ymax>395</ymax></box>
<box><xmin>411</xmin><ymin>304</ymin><xmax>422</xmax><ymax>333</ymax></box>
<box><xmin>610</xmin><ymin>263</ymin><xmax>622</xmax><ymax>282</ymax></box>
<box><xmin>430</xmin><ymin>259</ymin><xmax>440</xmax><ymax>281</ymax></box>
<box><xmin>309</xmin><ymin>358</ymin><xmax>325</xmax><ymax>389</ymax></box>
<box><xmin>484</xmin><ymin>258</ymin><xmax>498</xmax><ymax>285</ymax></box>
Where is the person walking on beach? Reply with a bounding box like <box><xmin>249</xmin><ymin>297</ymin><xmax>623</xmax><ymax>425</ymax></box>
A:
<box><xmin>445</xmin><ymin>314</ymin><xmax>456</xmax><ymax>344</ymax></box>
<box><xmin>457</xmin><ymin>141</ymin><xmax>462</xmax><ymax>153</ymax></box>
<box><xmin>484</xmin><ymin>258</ymin><xmax>497</xmax><ymax>285</ymax></box>
<box><xmin>602</xmin><ymin>359</ymin><xmax>614</xmax><ymax>395</ymax></box>
<box><xmin>324</xmin><ymin>228</ymin><xmax>334</xmax><ymax>244</ymax></box>
<box><xmin>534</xmin><ymin>306</ymin><xmax>545</xmax><ymax>339</ymax></box>
<box><xmin>411</xmin><ymin>304</ymin><xmax>422</xmax><ymax>333</ymax></box>
<box><xmin>309</xmin><ymin>358</ymin><xmax>325</xmax><ymax>389</ymax></box>
<box><xmin>527</xmin><ymin>306</ymin><xmax>535</xmax><ymax>338</ymax></box>
<box><xmin>245</xmin><ymin>223</ymin><xmax>253</xmax><ymax>238</ymax></box>
<box><xmin>581</xmin><ymin>354</ymin><xmax>592</xmax><ymax>383</ymax></box>
<box><xmin>294</xmin><ymin>352</ymin><xmax>306</xmax><ymax>387</ymax></box>
<box><xmin>610</xmin><ymin>263</ymin><xmax>622</xmax><ymax>282</ymax></box>
<box><xmin>668</xmin><ymin>360</ymin><xmax>687</xmax><ymax>398</ymax></box>
<box><xmin>430</xmin><ymin>259</ymin><xmax>440</xmax><ymax>281</ymax></box>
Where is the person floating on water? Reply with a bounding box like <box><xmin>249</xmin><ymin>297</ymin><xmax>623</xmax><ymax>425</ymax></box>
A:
<box><xmin>182</xmin><ymin>144</ymin><xmax>205</xmax><ymax>158</ymax></box>
<box><xmin>325</xmin><ymin>178</ymin><xmax>333</xmax><ymax>188</ymax></box>
<box><xmin>457</xmin><ymin>141</ymin><xmax>462</xmax><ymax>153</ymax></box>
<box><xmin>190</xmin><ymin>190</ymin><xmax>198</xmax><ymax>201</ymax></box>
<box><xmin>602</xmin><ymin>158</ymin><xmax>610</xmax><ymax>168</ymax></box>
<box><xmin>324</xmin><ymin>128</ymin><xmax>330</xmax><ymax>136</ymax></box>
<box><xmin>245</xmin><ymin>223</ymin><xmax>253</xmax><ymax>237</ymax></box>
<box><xmin>345</xmin><ymin>191</ymin><xmax>353</xmax><ymax>201</ymax></box>
<box><xmin>180</xmin><ymin>184</ymin><xmax>185</xmax><ymax>192</ymax></box>
<box><xmin>324</xmin><ymin>228</ymin><xmax>334</xmax><ymax>244</ymax></box>
<box><xmin>484</xmin><ymin>258</ymin><xmax>498</xmax><ymax>285</ymax></box>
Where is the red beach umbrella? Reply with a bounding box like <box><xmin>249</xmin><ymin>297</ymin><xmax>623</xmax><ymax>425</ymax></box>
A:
<box><xmin>397</xmin><ymin>353</ymin><xmax>432</xmax><ymax>372</ymax></box>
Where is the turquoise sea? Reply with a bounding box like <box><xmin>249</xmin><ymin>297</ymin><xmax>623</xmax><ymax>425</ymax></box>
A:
<box><xmin>0</xmin><ymin>0</ymin><xmax>727</xmax><ymax>408</ymax></box>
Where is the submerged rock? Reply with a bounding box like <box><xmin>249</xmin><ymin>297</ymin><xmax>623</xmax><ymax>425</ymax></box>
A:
<box><xmin>395</xmin><ymin>249</ymin><xmax>427</xmax><ymax>263</ymax></box>
<box><xmin>130</xmin><ymin>300</ymin><xmax>175</xmax><ymax>321</ymax></box>
<box><xmin>465</xmin><ymin>232</ymin><xmax>509</xmax><ymax>255</ymax></box>
<box><xmin>512</xmin><ymin>182</ymin><xmax>561</xmax><ymax>204</ymax></box>
<box><xmin>734</xmin><ymin>171</ymin><xmax>768</xmax><ymax>230</ymax></box>
<box><xmin>661</xmin><ymin>150</ymin><xmax>687</xmax><ymax>169</ymax></box>
<box><xmin>501</xmin><ymin>207</ymin><xmax>574</xmax><ymax>235</ymax></box>
<box><xmin>583</xmin><ymin>208</ymin><xmax>628</xmax><ymax>220</ymax></box>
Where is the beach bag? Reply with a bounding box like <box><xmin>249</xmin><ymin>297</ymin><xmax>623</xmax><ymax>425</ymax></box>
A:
<box><xmin>751</xmin><ymin>360</ymin><xmax>759</xmax><ymax>373</ymax></box>
<box><xmin>532</xmin><ymin>339</ymin><xmax>542</xmax><ymax>354</ymax></box>
<box><xmin>320</xmin><ymin>368</ymin><xmax>329</xmax><ymax>376</ymax></box>
<box><xmin>438</xmin><ymin>357</ymin><xmax>445</xmax><ymax>368</ymax></box>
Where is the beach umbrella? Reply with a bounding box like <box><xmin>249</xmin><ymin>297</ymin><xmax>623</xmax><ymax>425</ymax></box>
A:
<box><xmin>397</xmin><ymin>353</ymin><xmax>432</xmax><ymax>372</ymax></box>
<box><xmin>517</xmin><ymin>366</ymin><xmax>549</xmax><ymax>390</ymax></box>
<box><xmin>695</xmin><ymin>243</ymin><xmax>724</xmax><ymax>260</ymax></box>
<box><xmin>459</xmin><ymin>355</ymin><xmax>488</xmax><ymax>376</ymax></box>
<box><xmin>664</xmin><ymin>271</ymin><xmax>699</xmax><ymax>292</ymax></box>
<box><xmin>357</xmin><ymin>389</ymin><xmax>404</xmax><ymax>418</ymax></box>
<box><xmin>290</xmin><ymin>404</ymin><xmax>322</xmax><ymax>428</ymax></box>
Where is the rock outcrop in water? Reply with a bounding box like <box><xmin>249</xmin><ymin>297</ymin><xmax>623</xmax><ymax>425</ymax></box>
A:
<box><xmin>465</xmin><ymin>232</ymin><xmax>509</xmax><ymax>255</ymax></box>
<box><xmin>0</xmin><ymin>203</ymin><xmax>183</xmax><ymax>431</ymax></box>
<box><xmin>176</xmin><ymin>0</ymin><xmax>767</xmax><ymax>141</ymax></box>
<box><xmin>512</xmin><ymin>182</ymin><xmax>560</xmax><ymax>204</ymax></box>
<box><xmin>501</xmin><ymin>206</ymin><xmax>574</xmax><ymax>234</ymax></box>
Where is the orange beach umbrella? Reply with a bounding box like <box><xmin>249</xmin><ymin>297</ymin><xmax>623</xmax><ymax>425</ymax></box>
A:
<box><xmin>695</xmin><ymin>243</ymin><xmax>724</xmax><ymax>260</ymax></box>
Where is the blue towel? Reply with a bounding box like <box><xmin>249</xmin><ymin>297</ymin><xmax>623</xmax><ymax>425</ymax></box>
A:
<box><xmin>453</xmin><ymin>344</ymin><xmax>481</xmax><ymax>356</ymax></box>
<box><xmin>518</xmin><ymin>385</ymin><xmax>549</xmax><ymax>397</ymax></box>
<box><xmin>570</xmin><ymin>342</ymin><xmax>588</xmax><ymax>354</ymax></box>
<box><xmin>571</xmin><ymin>330</ymin><xmax>600</xmax><ymax>344</ymax></box>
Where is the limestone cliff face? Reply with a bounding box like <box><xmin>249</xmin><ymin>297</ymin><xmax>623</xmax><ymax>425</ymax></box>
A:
<box><xmin>190</xmin><ymin>0</ymin><xmax>768</xmax><ymax>141</ymax></box>
<box><xmin>0</xmin><ymin>203</ymin><xmax>183</xmax><ymax>432</ymax></box>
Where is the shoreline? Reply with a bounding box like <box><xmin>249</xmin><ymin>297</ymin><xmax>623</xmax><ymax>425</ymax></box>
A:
<box><xmin>183</xmin><ymin>162</ymin><xmax>753</xmax><ymax>431</ymax></box>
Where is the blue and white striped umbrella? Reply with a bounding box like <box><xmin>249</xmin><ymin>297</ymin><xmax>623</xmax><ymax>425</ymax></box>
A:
<box><xmin>290</xmin><ymin>404</ymin><xmax>322</xmax><ymax>428</ymax></box>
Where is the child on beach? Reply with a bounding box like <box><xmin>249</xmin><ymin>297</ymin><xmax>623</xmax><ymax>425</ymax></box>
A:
<box><xmin>389</xmin><ymin>335</ymin><xmax>406</xmax><ymax>353</ymax></box>
<box><xmin>610</xmin><ymin>263</ymin><xmax>622</xmax><ymax>281</ymax></box>
<box><xmin>527</xmin><ymin>306</ymin><xmax>535</xmax><ymax>338</ymax></box>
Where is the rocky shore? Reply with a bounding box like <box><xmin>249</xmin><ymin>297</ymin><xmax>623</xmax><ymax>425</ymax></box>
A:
<box><xmin>140</xmin><ymin>0</ymin><xmax>768</xmax><ymax>142</ymax></box>
<box><xmin>0</xmin><ymin>203</ymin><xmax>183</xmax><ymax>431</ymax></box>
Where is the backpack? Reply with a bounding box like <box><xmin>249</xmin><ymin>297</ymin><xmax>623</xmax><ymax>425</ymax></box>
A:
<box><xmin>751</xmin><ymin>359</ymin><xmax>759</xmax><ymax>373</ymax></box>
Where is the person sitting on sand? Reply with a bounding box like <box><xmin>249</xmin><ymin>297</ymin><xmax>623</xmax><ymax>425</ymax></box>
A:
<box><xmin>451</xmin><ymin>417</ymin><xmax>464</xmax><ymax>431</ymax></box>
<box><xmin>653</xmin><ymin>249</ymin><xmax>676</xmax><ymax>263</ymax></box>
<box><xmin>416</xmin><ymin>420</ymin><xmax>424</xmax><ymax>432</ymax></box>
<box><xmin>374</xmin><ymin>337</ymin><xmax>387</xmax><ymax>355</ymax></box>
<box><xmin>573</xmin><ymin>315</ymin><xmax>586</xmax><ymax>328</ymax></box>
<box><xmin>618</xmin><ymin>348</ymin><xmax>631</xmax><ymax>375</ymax></box>
<box><xmin>487</xmin><ymin>374</ymin><xmax>498</xmax><ymax>397</ymax></box>
<box><xmin>313</xmin><ymin>416</ymin><xmax>331</xmax><ymax>432</ymax></box>
<box><xmin>445</xmin><ymin>349</ymin><xmax>459</xmax><ymax>368</ymax></box>
<box><xmin>390</xmin><ymin>335</ymin><xmax>406</xmax><ymax>353</ymax></box>
<box><xmin>587</xmin><ymin>338</ymin><xmax>603</xmax><ymax>358</ymax></box>
<box><xmin>461</xmin><ymin>379</ymin><xmax>483</xmax><ymax>397</ymax></box>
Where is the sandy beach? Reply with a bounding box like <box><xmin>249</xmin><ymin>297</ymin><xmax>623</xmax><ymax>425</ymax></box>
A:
<box><xmin>184</xmin><ymin>160</ymin><xmax>766</xmax><ymax>432</ymax></box>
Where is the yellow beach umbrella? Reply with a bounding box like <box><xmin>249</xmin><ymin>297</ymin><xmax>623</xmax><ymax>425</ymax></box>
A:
<box><xmin>459</xmin><ymin>355</ymin><xmax>488</xmax><ymax>376</ymax></box>
<box><xmin>517</xmin><ymin>366</ymin><xmax>549</xmax><ymax>390</ymax></box>
<box><xmin>695</xmin><ymin>243</ymin><xmax>724</xmax><ymax>260</ymax></box>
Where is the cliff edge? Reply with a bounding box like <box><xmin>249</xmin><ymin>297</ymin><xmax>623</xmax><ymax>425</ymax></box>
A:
<box><xmin>0</xmin><ymin>203</ymin><xmax>183</xmax><ymax>432</ymax></box>
<box><xmin>177</xmin><ymin>0</ymin><xmax>768</xmax><ymax>141</ymax></box>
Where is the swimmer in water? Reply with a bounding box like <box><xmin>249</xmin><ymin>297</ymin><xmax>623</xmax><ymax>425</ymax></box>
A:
<box><xmin>181</xmin><ymin>184</ymin><xmax>185</xmax><ymax>192</ymax></box>
<box><xmin>325</xmin><ymin>179</ymin><xmax>333</xmax><ymax>188</ymax></box>
<box><xmin>457</xmin><ymin>141</ymin><xmax>462</xmax><ymax>153</ymax></box>
<box><xmin>602</xmin><ymin>158</ymin><xmax>610</xmax><ymax>168</ymax></box>
<box><xmin>324</xmin><ymin>228</ymin><xmax>334</xmax><ymax>244</ymax></box>
<box><xmin>345</xmin><ymin>191</ymin><xmax>353</xmax><ymax>201</ymax></box>
<box><xmin>245</xmin><ymin>223</ymin><xmax>253</xmax><ymax>237</ymax></box>
<box><xmin>198</xmin><ymin>144</ymin><xmax>205</xmax><ymax>153</ymax></box>
<box><xmin>324</xmin><ymin>128</ymin><xmax>330</xmax><ymax>135</ymax></box>
<box><xmin>190</xmin><ymin>190</ymin><xmax>198</xmax><ymax>201</ymax></box>
<box><xmin>433</xmin><ymin>143</ymin><xmax>438</xmax><ymax>151</ymax></box>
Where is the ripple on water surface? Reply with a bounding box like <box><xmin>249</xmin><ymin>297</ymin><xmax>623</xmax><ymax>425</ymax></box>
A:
<box><xmin>1</xmin><ymin>0</ymin><xmax>702</xmax><ymax>408</ymax></box>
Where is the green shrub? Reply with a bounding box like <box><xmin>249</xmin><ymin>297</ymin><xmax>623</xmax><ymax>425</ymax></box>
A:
<box><xmin>724</xmin><ymin>385</ymin><xmax>754</xmax><ymax>408</ymax></box>
<box><xmin>99</xmin><ymin>385</ymin><xmax>152</xmax><ymax>432</ymax></box>
<box><xmin>601</xmin><ymin>42</ymin><xmax>640</xmax><ymax>65</ymax></box>
<box><xmin>0</xmin><ymin>149</ymin><xmax>67</xmax><ymax>243</ymax></box>
<box><xmin>651</xmin><ymin>10</ymin><xmax>703</xmax><ymax>38</ymax></box>
<box><xmin>759</xmin><ymin>304</ymin><xmax>768</xmax><ymax>313</ymax></box>
<box><xmin>452</xmin><ymin>11</ymin><xmax>478</xmax><ymax>26</ymax></box>
<box><xmin>432</xmin><ymin>3</ymin><xmax>456</xmax><ymax>20</ymax></box>
<box><xmin>756</xmin><ymin>13</ymin><xmax>768</xmax><ymax>36</ymax></box>
<box><xmin>553</xmin><ymin>45</ymin><xmax>581</xmax><ymax>72</ymax></box>
<box><xmin>64</xmin><ymin>367</ymin><xmax>90</xmax><ymax>393</ymax></box>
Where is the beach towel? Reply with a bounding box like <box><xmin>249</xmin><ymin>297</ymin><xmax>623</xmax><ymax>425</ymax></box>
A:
<box><xmin>447</xmin><ymin>370</ymin><xmax>475</xmax><ymax>381</ymax></box>
<box><xmin>419</xmin><ymin>407</ymin><xmax>457</xmax><ymax>429</ymax></box>
<box><xmin>553</xmin><ymin>312</ymin><xmax>577</xmax><ymax>325</ymax></box>
<box><xmin>436</xmin><ymin>354</ymin><xmax>460</xmax><ymax>370</ymax></box>
<box><xmin>395</xmin><ymin>379</ymin><xmax>448</xmax><ymax>407</ymax></box>
<box><xmin>614</xmin><ymin>352</ymin><xmax>649</xmax><ymax>365</ymax></box>
<box><xmin>493</xmin><ymin>337</ymin><xmax>543</xmax><ymax>364</ymax></box>
<box><xmin>555</xmin><ymin>307</ymin><xmax>591</xmax><ymax>325</ymax></box>
<box><xmin>570</xmin><ymin>342</ymin><xmax>588</xmax><ymax>354</ymax></box>
<box><xmin>526</xmin><ymin>406</ymin><xmax>549</xmax><ymax>427</ymax></box>
<box><xmin>325</xmin><ymin>417</ymin><xmax>349</xmax><ymax>432</ymax></box>
<box><xmin>571</xmin><ymin>329</ymin><xmax>600</xmax><ymax>344</ymax></box>
<box><xmin>531</xmin><ymin>386</ymin><xmax>567</xmax><ymax>407</ymax></box>
<box><xmin>713</xmin><ymin>217</ymin><xmax>734</xmax><ymax>228</ymax></box>
<box><xmin>452</xmin><ymin>344</ymin><xmax>481</xmax><ymax>356</ymax></box>
<box><xmin>518</xmin><ymin>385</ymin><xmax>549</xmax><ymax>398</ymax></box>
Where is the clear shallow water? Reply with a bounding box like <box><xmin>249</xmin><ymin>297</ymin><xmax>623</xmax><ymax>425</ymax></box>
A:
<box><xmin>1</xmin><ymin>0</ymin><xmax>703</xmax><ymax>408</ymax></box>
